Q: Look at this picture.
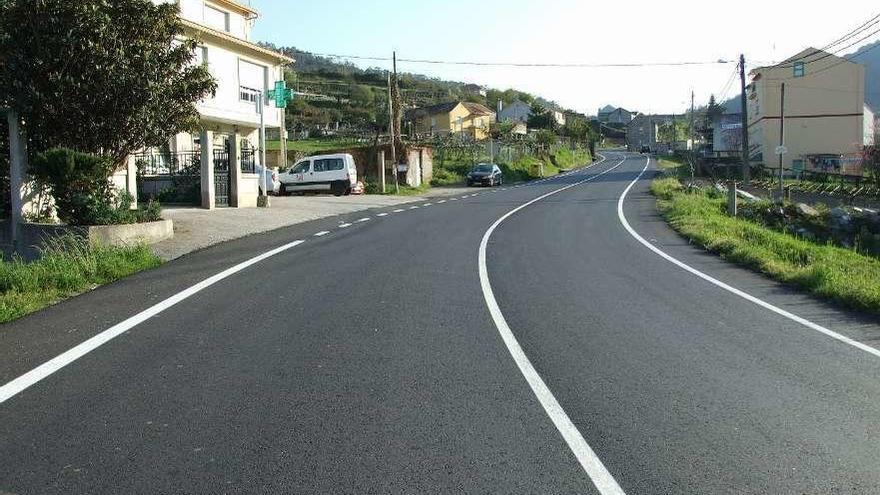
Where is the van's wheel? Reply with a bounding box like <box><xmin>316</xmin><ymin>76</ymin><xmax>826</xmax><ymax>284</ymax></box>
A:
<box><xmin>343</xmin><ymin>187</ymin><xmax>352</xmax><ymax>196</ymax></box>
<box><xmin>279</xmin><ymin>183</ymin><xmax>287</xmax><ymax>196</ymax></box>
<box><xmin>332</xmin><ymin>181</ymin><xmax>346</xmax><ymax>196</ymax></box>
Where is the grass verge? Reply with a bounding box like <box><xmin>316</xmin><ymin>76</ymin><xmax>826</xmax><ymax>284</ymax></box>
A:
<box><xmin>651</xmin><ymin>177</ymin><xmax>880</xmax><ymax>315</ymax></box>
<box><xmin>0</xmin><ymin>238</ymin><xmax>162</xmax><ymax>323</ymax></box>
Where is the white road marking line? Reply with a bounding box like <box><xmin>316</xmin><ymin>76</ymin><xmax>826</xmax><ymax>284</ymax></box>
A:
<box><xmin>437</xmin><ymin>200</ymin><xmax>446</xmax><ymax>204</ymax></box>
<box><xmin>409</xmin><ymin>205</ymin><xmax>420</xmax><ymax>209</ymax></box>
<box><xmin>450</xmin><ymin>198</ymin><xmax>458</xmax><ymax>201</ymax></box>
<box><xmin>422</xmin><ymin>203</ymin><xmax>432</xmax><ymax>207</ymax></box>
<box><xmin>356</xmin><ymin>217</ymin><xmax>371</xmax><ymax>223</ymax></box>
<box><xmin>618</xmin><ymin>157</ymin><xmax>880</xmax><ymax>360</ymax></box>
<box><xmin>461</xmin><ymin>195</ymin><xmax>469</xmax><ymax>199</ymax></box>
<box><xmin>376</xmin><ymin>213</ymin><xmax>389</xmax><ymax>217</ymax></box>
<box><xmin>478</xmin><ymin>154</ymin><xmax>627</xmax><ymax>495</ymax></box>
<box><xmin>314</xmin><ymin>231</ymin><xmax>330</xmax><ymax>237</ymax></box>
<box><xmin>338</xmin><ymin>223</ymin><xmax>353</xmax><ymax>228</ymax></box>
<box><xmin>0</xmin><ymin>239</ymin><xmax>308</xmax><ymax>404</ymax></box>
<box><xmin>393</xmin><ymin>209</ymin><xmax>405</xmax><ymax>213</ymax></box>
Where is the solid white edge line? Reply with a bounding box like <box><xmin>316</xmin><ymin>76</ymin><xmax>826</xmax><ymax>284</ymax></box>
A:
<box><xmin>0</xmin><ymin>239</ymin><xmax>307</xmax><ymax>404</ymax></box>
<box><xmin>478</xmin><ymin>153</ymin><xmax>627</xmax><ymax>495</ymax></box>
<box><xmin>618</xmin><ymin>157</ymin><xmax>880</xmax><ymax>360</ymax></box>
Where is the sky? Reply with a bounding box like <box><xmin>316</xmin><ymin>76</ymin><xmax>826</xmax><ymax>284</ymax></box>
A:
<box><xmin>249</xmin><ymin>0</ymin><xmax>879</xmax><ymax>115</ymax></box>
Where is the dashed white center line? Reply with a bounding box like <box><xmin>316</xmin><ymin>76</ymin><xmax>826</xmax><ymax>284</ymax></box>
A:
<box><xmin>339</xmin><ymin>223</ymin><xmax>353</xmax><ymax>228</ymax></box>
<box><xmin>393</xmin><ymin>208</ymin><xmax>405</xmax><ymax>213</ymax></box>
<box><xmin>376</xmin><ymin>213</ymin><xmax>388</xmax><ymax>217</ymax></box>
<box><xmin>356</xmin><ymin>217</ymin><xmax>371</xmax><ymax>223</ymax></box>
<box><xmin>450</xmin><ymin>197</ymin><xmax>458</xmax><ymax>201</ymax></box>
<box><xmin>422</xmin><ymin>203</ymin><xmax>432</xmax><ymax>207</ymax></box>
<box><xmin>410</xmin><ymin>205</ymin><xmax>420</xmax><ymax>209</ymax></box>
<box><xmin>314</xmin><ymin>231</ymin><xmax>330</xmax><ymax>237</ymax></box>
<box><xmin>437</xmin><ymin>200</ymin><xmax>447</xmax><ymax>204</ymax></box>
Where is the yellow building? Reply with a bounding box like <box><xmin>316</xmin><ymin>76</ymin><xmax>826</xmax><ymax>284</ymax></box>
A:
<box><xmin>748</xmin><ymin>47</ymin><xmax>873</xmax><ymax>175</ymax></box>
<box><xmin>405</xmin><ymin>101</ymin><xmax>496</xmax><ymax>140</ymax></box>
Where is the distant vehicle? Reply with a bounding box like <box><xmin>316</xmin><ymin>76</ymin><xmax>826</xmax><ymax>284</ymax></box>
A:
<box><xmin>467</xmin><ymin>163</ymin><xmax>503</xmax><ymax>187</ymax></box>
<box><xmin>255</xmin><ymin>163</ymin><xmax>280</xmax><ymax>195</ymax></box>
<box><xmin>639</xmin><ymin>146</ymin><xmax>651</xmax><ymax>154</ymax></box>
<box><xmin>277</xmin><ymin>153</ymin><xmax>358</xmax><ymax>196</ymax></box>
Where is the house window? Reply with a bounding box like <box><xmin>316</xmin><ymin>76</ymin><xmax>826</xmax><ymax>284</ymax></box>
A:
<box><xmin>204</xmin><ymin>5</ymin><xmax>230</xmax><ymax>32</ymax></box>
<box><xmin>238</xmin><ymin>59</ymin><xmax>267</xmax><ymax>103</ymax></box>
<box><xmin>793</xmin><ymin>61</ymin><xmax>805</xmax><ymax>78</ymax></box>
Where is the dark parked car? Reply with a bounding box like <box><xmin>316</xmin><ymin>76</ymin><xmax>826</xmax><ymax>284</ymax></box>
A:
<box><xmin>640</xmin><ymin>146</ymin><xmax>651</xmax><ymax>154</ymax></box>
<box><xmin>467</xmin><ymin>163</ymin><xmax>503</xmax><ymax>187</ymax></box>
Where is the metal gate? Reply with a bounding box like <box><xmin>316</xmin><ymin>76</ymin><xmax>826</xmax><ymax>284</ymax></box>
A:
<box><xmin>213</xmin><ymin>148</ymin><xmax>230</xmax><ymax>207</ymax></box>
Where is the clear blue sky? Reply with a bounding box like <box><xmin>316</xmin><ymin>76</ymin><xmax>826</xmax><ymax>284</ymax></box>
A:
<box><xmin>250</xmin><ymin>0</ymin><xmax>878</xmax><ymax>114</ymax></box>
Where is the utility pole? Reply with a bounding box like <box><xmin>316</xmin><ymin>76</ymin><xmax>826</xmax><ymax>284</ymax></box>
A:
<box><xmin>690</xmin><ymin>90</ymin><xmax>697</xmax><ymax>175</ymax></box>
<box><xmin>778</xmin><ymin>82</ymin><xmax>786</xmax><ymax>202</ymax></box>
<box><xmin>390</xmin><ymin>51</ymin><xmax>400</xmax><ymax>194</ymax></box>
<box><xmin>739</xmin><ymin>54</ymin><xmax>751</xmax><ymax>184</ymax></box>
<box><xmin>387</xmin><ymin>72</ymin><xmax>399</xmax><ymax>194</ymax></box>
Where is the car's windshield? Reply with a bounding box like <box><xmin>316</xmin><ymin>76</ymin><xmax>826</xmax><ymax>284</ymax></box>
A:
<box><xmin>473</xmin><ymin>165</ymin><xmax>493</xmax><ymax>173</ymax></box>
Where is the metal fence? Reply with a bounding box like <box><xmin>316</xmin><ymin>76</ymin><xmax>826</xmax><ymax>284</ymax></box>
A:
<box><xmin>134</xmin><ymin>150</ymin><xmax>201</xmax><ymax>205</ymax></box>
<box><xmin>241</xmin><ymin>146</ymin><xmax>256</xmax><ymax>173</ymax></box>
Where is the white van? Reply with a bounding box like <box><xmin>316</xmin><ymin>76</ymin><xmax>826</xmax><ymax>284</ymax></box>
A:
<box><xmin>278</xmin><ymin>153</ymin><xmax>358</xmax><ymax>196</ymax></box>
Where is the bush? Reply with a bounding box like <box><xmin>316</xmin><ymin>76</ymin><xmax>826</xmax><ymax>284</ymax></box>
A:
<box><xmin>431</xmin><ymin>168</ymin><xmax>464</xmax><ymax>186</ymax></box>
<box><xmin>30</xmin><ymin>148</ymin><xmax>161</xmax><ymax>225</ymax></box>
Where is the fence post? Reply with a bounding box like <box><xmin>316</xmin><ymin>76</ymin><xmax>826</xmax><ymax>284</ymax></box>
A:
<box><xmin>728</xmin><ymin>181</ymin><xmax>737</xmax><ymax>216</ymax></box>
<box><xmin>378</xmin><ymin>150</ymin><xmax>386</xmax><ymax>194</ymax></box>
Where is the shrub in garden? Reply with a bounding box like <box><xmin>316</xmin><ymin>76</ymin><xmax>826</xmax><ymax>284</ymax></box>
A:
<box><xmin>30</xmin><ymin>148</ymin><xmax>161</xmax><ymax>225</ymax></box>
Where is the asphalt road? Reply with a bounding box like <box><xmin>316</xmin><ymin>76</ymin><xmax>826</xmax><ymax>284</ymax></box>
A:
<box><xmin>2</xmin><ymin>152</ymin><xmax>880</xmax><ymax>494</ymax></box>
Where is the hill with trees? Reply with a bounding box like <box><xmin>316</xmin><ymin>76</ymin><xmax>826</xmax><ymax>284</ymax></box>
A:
<box><xmin>261</xmin><ymin>45</ymin><xmax>570</xmax><ymax>135</ymax></box>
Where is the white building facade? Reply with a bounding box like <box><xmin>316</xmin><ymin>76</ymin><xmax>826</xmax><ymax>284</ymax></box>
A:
<box><xmin>133</xmin><ymin>0</ymin><xmax>293</xmax><ymax>208</ymax></box>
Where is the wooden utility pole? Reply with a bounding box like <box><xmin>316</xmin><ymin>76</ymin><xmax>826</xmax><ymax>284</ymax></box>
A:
<box><xmin>739</xmin><ymin>54</ymin><xmax>751</xmax><ymax>184</ymax></box>
<box><xmin>387</xmin><ymin>72</ymin><xmax>399</xmax><ymax>194</ymax></box>
<box><xmin>690</xmin><ymin>90</ymin><xmax>698</xmax><ymax>175</ymax></box>
<box><xmin>778</xmin><ymin>82</ymin><xmax>786</xmax><ymax>201</ymax></box>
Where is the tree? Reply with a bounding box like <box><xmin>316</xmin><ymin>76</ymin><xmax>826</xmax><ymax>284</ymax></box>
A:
<box><xmin>0</xmin><ymin>0</ymin><xmax>217</xmax><ymax>167</ymax></box>
<box><xmin>527</xmin><ymin>103</ymin><xmax>556</xmax><ymax>131</ymax></box>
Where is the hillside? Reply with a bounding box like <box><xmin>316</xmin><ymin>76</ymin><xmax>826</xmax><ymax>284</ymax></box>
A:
<box><xmin>849</xmin><ymin>40</ymin><xmax>880</xmax><ymax>111</ymax></box>
<box><xmin>260</xmin><ymin>44</ymin><xmax>566</xmax><ymax>133</ymax></box>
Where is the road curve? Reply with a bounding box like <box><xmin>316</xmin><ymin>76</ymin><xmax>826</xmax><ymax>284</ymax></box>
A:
<box><xmin>1</xmin><ymin>152</ymin><xmax>879</xmax><ymax>494</ymax></box>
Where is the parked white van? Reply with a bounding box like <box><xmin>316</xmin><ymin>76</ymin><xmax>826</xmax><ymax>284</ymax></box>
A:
<box><xmin>278</xmin><ymin>153</ymin><xmax>358</xmax><ymax>196</ymax></box>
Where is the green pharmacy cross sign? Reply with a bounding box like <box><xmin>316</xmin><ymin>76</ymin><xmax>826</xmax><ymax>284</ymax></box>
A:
<box><xmin>267</xmin><ymin>80</ymin><xmax>294</xmax><ymax>108</ymax></box>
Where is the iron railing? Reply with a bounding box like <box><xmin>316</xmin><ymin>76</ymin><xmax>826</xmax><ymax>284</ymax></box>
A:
<box><xmin>134</xmin><ymin>150</ymin><xmax>201</xmax><ymax>176</ymax></box>
<box><xmin>241</xmin><ymin>146</ymin><xmax>256</xmax><ymax>173</ymax></box>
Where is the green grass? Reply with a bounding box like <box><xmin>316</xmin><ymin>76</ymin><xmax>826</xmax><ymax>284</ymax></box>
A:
<box><xmin>0</xmin><ymin>238</ymin><xmax>162</xmax><ymax>323</ymax></box>
<box><xmin>651</xmin><ymin>177</ymin><xmax>880</xmax><ymax>315</ymax></box>
<box><xmin>363</xmin><ymin>179</ymin><xmax>431</xmax><ymax>196</ymax></box>
<box><xmin>265</xmin><ymin>138</ymin><xmax>359</xmax><ymax>154</ymax></box>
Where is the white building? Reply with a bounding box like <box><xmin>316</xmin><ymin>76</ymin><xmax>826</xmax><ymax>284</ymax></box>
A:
<box><xmin>133</xmin><ymin>0</ymin><xmax>293</xmax><ymax>208</ymax></box>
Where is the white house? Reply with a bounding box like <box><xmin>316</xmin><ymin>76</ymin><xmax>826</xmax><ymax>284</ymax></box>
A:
<box><xmin>498</xmin><ymin>100</ymin><xmax>532</xmax><ymax>124</ymax></box>
<box><xmin>132</xmin><ymin>0</ymin><xmax>293</xmax><ymax>209</ymax></box>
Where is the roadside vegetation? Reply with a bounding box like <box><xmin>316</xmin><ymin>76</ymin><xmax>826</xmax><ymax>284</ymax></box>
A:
<box><xmin>651</xmin><ymin>176</ymin><xmax>880</xmax><ymax>315</ymax></box>
<box><xmin>0</xmin><ymin>237</ymin><xmax>162</xmax><ymax>323</ymax></box>
<box><xmin>431</xmin><ymin>146</ymin><xmax>592</xmax><ymax>187</ymax></box>
<box><xmin>265</xmin><ymin>138</ymin><xmax>360</xmax><ymax>155</ymax></box>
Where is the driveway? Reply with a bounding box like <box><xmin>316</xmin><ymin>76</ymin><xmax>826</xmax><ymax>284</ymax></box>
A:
<box><xmin>152</xmin><ymin>188</ymin><xmax>465</xmax><ymax>260</ymax></box>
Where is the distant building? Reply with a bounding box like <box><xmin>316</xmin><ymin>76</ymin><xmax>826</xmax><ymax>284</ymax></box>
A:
<box><xmin>626</xmin><ymin>114</ymin><xmax>658</xmax><ymax>151</ymax></box>
<box><xmin>404</xmin><ymin>101</ymin><xmax>496</xmax><ymax>140</ymax></box>
<box><xmin>748</xmin><ymin>47</ymin><xmax>873</xmax><ymax>173</ymax></box>
<box><xmin>598</xmin><ymin>105</ymin><xmax>634</xmax><ymax>124</ymax></box>
<box><xmin>712</xmin><ymin>113</ymin><xmax>744</xmax><ymax>154</ymax></box>
<box><xmin>498</xmin><ymin>100</ymin><xmax>532</xmax><ymax>124</ymax></box>
<box><xmin>462</xmin><ymin>83</ymin><xmax>488</xmax><ymax>97</ymax></box>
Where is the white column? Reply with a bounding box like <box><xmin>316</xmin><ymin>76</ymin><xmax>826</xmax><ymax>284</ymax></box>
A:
<box><xmin>126</xmin><ymin>155</ymin><xmax>138</xmax><ymax>209</ymax></box>
<box><xmin>229</xmin><ymin>131</ymin><xmax>242</xmax><ymax>207</ymax></box>
<box><xmin>199</xmin><ymin>129</ymin><xmax>215</xmax><ymax>210</ymax></box>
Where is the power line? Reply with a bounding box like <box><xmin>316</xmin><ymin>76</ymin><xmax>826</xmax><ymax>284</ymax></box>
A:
<box><xmin>297</xmin><ymin>50</ymin><xmax>733</xmax><ymax>68</ymax></box>
<box><xmin>764</xmin><ymin>16</ymin><xmax>880</xmax><ymax>70</ymax></box>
